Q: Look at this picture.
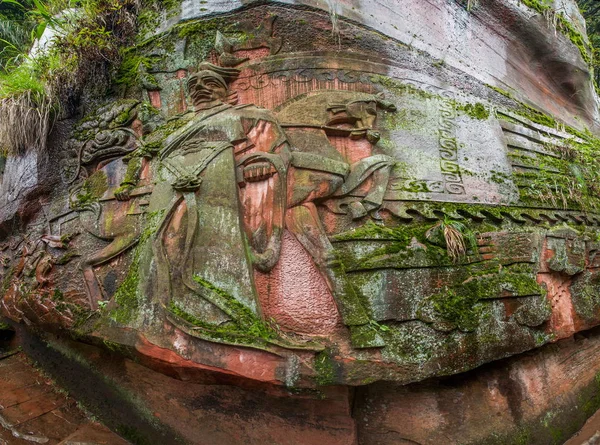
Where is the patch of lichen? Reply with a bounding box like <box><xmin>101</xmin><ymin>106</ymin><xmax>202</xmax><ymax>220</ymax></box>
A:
<box><xmin>73</xmin><ymin>99</ymin><xmax>140</xmax><ymax>141</ymax></box>
<box><xmin>570</xmin><ymin>271</ymin><xmax>600</xmax><ymax>321</ymax></box>
<box><xmin>127</xmin><ymin>15</ymin><xmax>248</xmax><ymax>79</ymax></box>
<box><xmin>176</xmin><ymin>19</ymin><xmax>254</xmax><ymax>65</ymax></box>
<box><xmin>477</xmin><ymin>371</ymin><xmax>600</xmax><ymax>445</ymax></box>
<box><xmin>377</xmin><ymin>320</ymin><xmax>453</xmax><ymax>365</ymax></box>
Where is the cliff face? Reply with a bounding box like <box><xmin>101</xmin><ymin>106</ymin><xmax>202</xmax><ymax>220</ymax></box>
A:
<box><xmin>1</xmin><ymin>0</ymin><xmax>600</xmax><ymax>443</ymax></box>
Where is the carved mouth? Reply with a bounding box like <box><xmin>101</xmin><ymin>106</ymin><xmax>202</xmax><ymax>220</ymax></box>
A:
<box><xmin>192</xmin><ymin>91</ymin><xmax>214</xmax><ymax>102</ymax></box>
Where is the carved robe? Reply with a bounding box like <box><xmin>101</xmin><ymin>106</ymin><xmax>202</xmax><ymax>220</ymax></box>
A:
<box><xmin>147</xmin><ymin>103</ymin><xmax>288</xmax><ymax>329</ymax></box>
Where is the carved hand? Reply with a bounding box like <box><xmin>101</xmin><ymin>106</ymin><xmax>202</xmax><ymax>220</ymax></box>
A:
<box><xmin>243</xmin><ymin>162</ymin><xmax>277</xmax><ymax>182</ymax></box>
<box><xmin>114</xmin><ymin>185</ymin><xmax>133</xmax><ymax>201</ymax></box>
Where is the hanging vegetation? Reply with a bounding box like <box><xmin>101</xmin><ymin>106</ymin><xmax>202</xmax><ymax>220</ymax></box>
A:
<box><xmin>0</xmin><ymin>0</ymin><xmax>139</xmax><ymax>153</ymax></box>
<box><xmin>577</xmin><ymin>0</ymin><xmax>600</xmax><ymax>87</ymax></box>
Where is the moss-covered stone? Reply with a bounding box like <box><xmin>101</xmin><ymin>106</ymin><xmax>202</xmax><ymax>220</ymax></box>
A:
<box><xmin>460</xmin><ymin>102</ymin><xmax>490</xmax><ymax>120</ymax></box>
<box><xmin>72</xmin><ymin>171</ymin><xmax>108</xmax><ymax>208</ymax></box>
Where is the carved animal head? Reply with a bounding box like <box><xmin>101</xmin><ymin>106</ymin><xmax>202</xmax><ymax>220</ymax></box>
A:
<box><xmin>326</xmin><ymin>92</ymin><xmax>397</xmax><ymax>129</ymax></box>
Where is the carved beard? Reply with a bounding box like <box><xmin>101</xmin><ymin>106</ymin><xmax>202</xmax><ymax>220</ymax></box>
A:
<box><xmin>191</xmin><ymin>90</ymin><xmax>239</xmax><ymax>110</ymax></box>
<box><xmin>191</xmin><ymin>89</ymin><xmax>224</xmax><ymax>109</ymax></box>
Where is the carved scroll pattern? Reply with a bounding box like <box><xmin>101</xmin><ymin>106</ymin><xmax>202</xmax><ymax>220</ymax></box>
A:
<box><xmin>438</xmin><ymin>91</ymin><xmax>465</xmax><ymax>195</ymax></box>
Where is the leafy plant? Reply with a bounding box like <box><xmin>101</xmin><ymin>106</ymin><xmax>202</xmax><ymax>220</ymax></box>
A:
<box><xmin>0</xmin><ymin>0</ymin><xmax>139</xmax><ymax>153</ymax></box>
<box><xmin>425</xmin><ymin>217</ymin><xmax>477</xmax><ymax>263</ymax></box>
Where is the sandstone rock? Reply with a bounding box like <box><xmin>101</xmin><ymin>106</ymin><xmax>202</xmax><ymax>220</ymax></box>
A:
<box><xmin>1</xmin><ymin>0</ymin><xmax>600</xmax><ymax>443</ymax></box>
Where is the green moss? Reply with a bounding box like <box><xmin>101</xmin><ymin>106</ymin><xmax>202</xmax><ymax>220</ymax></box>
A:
<box><xmin>168</xmin><ymin>299</ymin><xmax>278</xmax><ymax>347</ymax></box>
<box><xmin>491</xmin><ymin>94</ymin><xmax>600</xmax><ymax>212</ymax></box>
<box><xmin>73</xmin><ymin>171</ymin><xmax>108</xmax><ymax>208</ymax></box>
<box><xmin>191</xmin><ymin>276</ymin><xmax>269</xmax><ymax>332</ymax></box>
<box><xmin>373</xmin><ymin>75</ymin><xmax>438</xmax><ymax>100</ymax></box>
<box><xmin>314</xmin><ymin>349</ymin><xmax>339</xmax><ymax>385</ymax></box>
<box><xmin>513</xmin><ymin>135</ymin><xmax>600</xmax><ymax>211</ymax></box>
<box><xmin>460</xmin><ymin>102</ymin><xmax>490</xmax><ymax>120</ymax></box>
<box><xmin>115</xmin><ymin>53</ymin><xmax>160</xmax><ymax>88</ymax></box>
<box><xmin>429</xmin><ymin>289</ymin><xmax>484</xmax><ymax>332</ymax></box>
<box><xmin>139</xmin><ymin>115</ymin><xmax>193</xmax><ymax>155</ymax></box>
<box><xmin>110</xmin><ymin>210</ymin><xmax>163</xmax><ymax>324</ymax></box>
<box><xmin>137</xmin><ymin>0</ymin><xmax>182</xmax><ymax>38</ymax></box>
<box><xmin>520</xmin><ymin>0</ymin><xmax>553</xmax><ymax>14</ymax></box>
<box><xmin>513</xmin><ymin>427</ymin><xmax>532</xmax><ymax>445</ymax></box>
<box><xmin>556</xmin><ymin>12</ymin><xmax>592</xmax><ymax>65</ymax></box>
<box><xmin>73</xmin><ymin>99</ymin><xmax>140</xmax><ymax>141</ymax></box>
<box><xmin>121</xmin><ymin>157</ymin><xmax>143</xmax><ymax>188</ymax></box>
<box><xmin>334</xmin><ymin>220</ymin><xmax>417</xmax><ymax>242</ymax></box>
<box><xmin>117</xmin><ymin>425</ymin><xmax>153</xmax><ymax>445</ymax></box>
<box><xmin>1</xmin><ymin>265</ymin><xmax>15</xmax><ymax>296</ymax></box>
<box><xmin>137</xmin><ymin>101</ymin><xmax>160</xmax><ymax>122</ymax></box>
<box><xmin>490</xmin><ymin>170</ymin><xmax>511</xmax><ymax>185</ymax></box>
<box><xmin>52</xmin><ymin>289</ymin><xmax>64</xmax><ymax>302</ymax></box>
<box><xmin>0</xmin><ymin>322</ymin><xmax>12</xmax><ymax>331</ymax></box>
<box><xmin>520</xmin><ymin>0</ymin><xmax>592</xmax><ymax>66</ymax></box>
<box><xmin>333</xmin><ymin>218</ymin><xmax>480</xmax><ymax>271</ymax></box>
<box><xmin>102</xmin><ymin>339</ymin><xmax>130</xmax><ymax>355</ymax></box>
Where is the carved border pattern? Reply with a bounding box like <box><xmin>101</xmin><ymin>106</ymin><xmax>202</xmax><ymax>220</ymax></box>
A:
<box><xmin>234</xmin><ymin>69</ymin><xmax>377</xmax><ymax>90</ymax></box>
<box><xmin>236</xmin><ymin>68</ymin><xmax>442</xmax><ymax>93</ymax></box>
<box><xmin>390</xmin><ymin>178</ymin><xmax>444</xmax><ymax>193</ymax></box>
<box><xmin>379</xmin><ymin>200</ymin><xmax>600</xmax><ymax>227</ymax></box>
<box><xmin>438</xmin><ymin>91</ymin><xmax>465</xmax><ymax>195</ymax></box>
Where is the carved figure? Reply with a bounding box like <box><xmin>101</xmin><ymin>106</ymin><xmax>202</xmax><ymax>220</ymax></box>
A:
<box><xmin>127</xmin><ymin>61</ymin><xmax>397</xmax><ymax>348</ymax></box>
<box><xmin>145</xmin><ymin>63</ymin><xmax>292</xmax><ymax>345</ymax></box>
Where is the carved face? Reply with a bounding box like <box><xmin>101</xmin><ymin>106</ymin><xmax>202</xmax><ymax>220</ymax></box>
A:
<box><xmin>188</xmin><ymin>71</ymin><xmax>229</xmax><ymax>109</ymax></box>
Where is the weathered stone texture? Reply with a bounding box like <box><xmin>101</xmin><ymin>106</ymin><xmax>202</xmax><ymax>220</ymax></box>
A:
<box><xmin>1</xmin><ymin>0</ymin><xmax>600</xmax><ymax>443</ymax></box>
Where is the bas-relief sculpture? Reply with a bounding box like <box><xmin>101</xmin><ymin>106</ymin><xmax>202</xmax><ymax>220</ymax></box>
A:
<box><xmin>5</xmin><ymin>1</ymin><xmax>600</xmax><ymax>443</ymax></box>
<box><xmin>2</xmin><ymin>0</ymin><xmax>600</xmax><ymax>407</ymax></box>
